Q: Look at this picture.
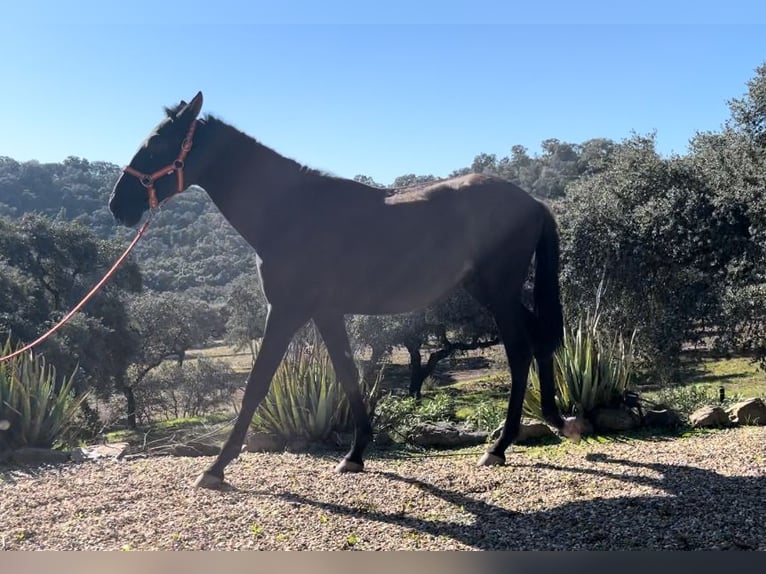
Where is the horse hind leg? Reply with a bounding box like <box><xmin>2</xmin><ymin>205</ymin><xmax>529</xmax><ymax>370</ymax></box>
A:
<box><xmin>313</xmin><ymin>312</ymin><xmax>373</xmax><ymax>473</ymax></box>
<box><xmin>477</xmin><ymin>303</ymin><xmax>533</xmax><ymax>466</ymax></box>
<box><xmin>523</xmin><ymin>305</ymin><xmax>585</xmax><ymax>443</ymax></box>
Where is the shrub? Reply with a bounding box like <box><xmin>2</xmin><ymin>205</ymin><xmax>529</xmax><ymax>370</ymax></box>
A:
<box><xmin>251</xmin><ymin>338</ymin><xmax>381</xmax><ymax>443</ymax></box>
<box><xmin>138</xmin><ymin>358</ymin><xmax>239</xmax><ymax>423</ymax></box>
<box><xmin>651</xmin><ymin>384</ymin><xmax>743</xmax><ymax>418</ymax></box>
<box><xmin>372</xmin><ymin>391</ymin><xmax>458</xmax><ymax>442</ymax></box>
<box><xmin>465</xmin><ymin>400</ymin><xmax>506</xmax><ymax>433</ymax></box>
<box><xmin>372</xmin><ymin>394</ymin><xmax>420</xmax><ymax>440</ymax></box>
<box><xmin>415</xmin><ymin>392</ymin><xmax>455</xmax><ymax>422</ymax></box>
<box><xmin>524</xmin><ymin>305</ymin><xmax>637</xmax><ymax>420</ymax></box>
<box><xmin>0</xmin><ymin>338</ymin><xmax>88</xmax><ymax>450</ymax></box>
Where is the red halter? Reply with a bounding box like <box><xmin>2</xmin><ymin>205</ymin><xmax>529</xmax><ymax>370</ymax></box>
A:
<box><xmin>123</xmin><ymin>120</ymin><xmax>198</xmax><ymax>209</ymax></box>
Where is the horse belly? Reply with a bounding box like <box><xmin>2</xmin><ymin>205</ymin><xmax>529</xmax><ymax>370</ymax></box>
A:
<box><xmin>328</xmin><ymin>248</ymin><xmax>474</xmax><ymax>315</ymax></box>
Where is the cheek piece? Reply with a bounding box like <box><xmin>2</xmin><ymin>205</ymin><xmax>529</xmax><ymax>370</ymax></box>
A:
<box><xmin>122</xmin><ymin>120</ymin><xmax>198</xmax><ymax>209</ymax></box>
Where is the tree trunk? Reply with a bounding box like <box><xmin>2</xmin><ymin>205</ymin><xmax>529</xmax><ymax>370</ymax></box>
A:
<box><xmin>123</xmin><ymin>385</ymin><xmax>137</xmax><ymax>430</ymax></box>
<box><xmin>406</xmin><ymin>335</ymin><xmax>500</xmax><ymax>399</ymax></box>
<box><xmin>405</xmin><ymin>341</ymin><xmax>427</xmax><ymax>398</ymax></box>
<box><xmin>362</xmin><ymin>344</ymin><xmax>386</xmax><ymax>389</ymax></box>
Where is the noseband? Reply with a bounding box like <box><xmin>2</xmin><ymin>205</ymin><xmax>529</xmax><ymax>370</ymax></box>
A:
<box><xmin>123</xmin><ymin>120</ymin><xmax>198</xmax><ymax>209</ymax></box>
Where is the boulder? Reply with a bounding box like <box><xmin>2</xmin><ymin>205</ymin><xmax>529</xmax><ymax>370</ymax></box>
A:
<box><xmin>242</xmin><ymin>432</ymin><xmax>285</xmax><ymax>453</ymax></box>
<box><xmin>285</xmin><ymin>438</ymin><xmax>309</xmax><ymax>453</ymax></box>
<box><xmin>373</xmin><ymin>430</ymin><xmax>394</xmax><ymax>447</ymax></box>
<box><xmin>70</xmin><ymin>442</ymin><xmax>129</xmax><ymax>462</ymax></box>
<box><xmin>0</xmin><ymin>448</ymin><xmax>12</xmax><ymax>465</ymax></box>
<box><xmin>491</xmin><ymin>418</ymin><xmax>556</xmax><ymax>443</ymax></box>
<box><xmin>11</xmin><ymin>447</ymin><xmax>71</xmax><ymax>465</ymax></box>
<box><xmin>643</xmin><ymin>407</ymin><xmax>683</xmax><ymax>428</ymax></box>
<box><xmin>725</xmin><ymin>398</ymin><xmax>766</xmax><ymax>425</ymax></box>
<box><xmin>410</xmin><ymin>421</ymin><xmax>488</xmax><ymax>449</ymax></box>
<box><xmin>592</xmin><ymin>407</ymin><xmax>641</xmax><ymax>432</ymax></box>
<box><xmin>689</xmin><ymin>406</ymin><xmax>730</xmax><ymax>428</ymax></box>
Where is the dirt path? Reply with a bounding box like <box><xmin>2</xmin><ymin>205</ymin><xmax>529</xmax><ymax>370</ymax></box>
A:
<box><xmin>2</xmin><ymin>426</ymin><xmax>764</xmax><ymax>550</ymax></box>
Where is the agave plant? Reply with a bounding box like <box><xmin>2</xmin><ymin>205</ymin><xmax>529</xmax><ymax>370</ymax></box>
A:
<box><xmin>0</xmin><ymin>337</ymin><xmax>88</xmax><ymax>449</ymax></box>
<box><xmin>251</xmin><ymin>335</ymin><xmax>381</xmax><ymax>442</ymax></box>
<box><xmin>524</xmin><ymin>306</ymin><xmax>637</xmax><ymax>420</ymax></box>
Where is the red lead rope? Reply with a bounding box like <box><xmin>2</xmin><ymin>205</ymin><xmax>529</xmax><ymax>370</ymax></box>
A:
<box><xmin>0</xmin><ymin>217</ymin><xmax>152</xmax><ymax>363</ymax></box>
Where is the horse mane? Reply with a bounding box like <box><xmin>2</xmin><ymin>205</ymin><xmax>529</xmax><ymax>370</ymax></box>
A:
<box><xmin>197</xmin><ymin>113</ymin><xmax>336</xmax><ymax>181</ymax></box>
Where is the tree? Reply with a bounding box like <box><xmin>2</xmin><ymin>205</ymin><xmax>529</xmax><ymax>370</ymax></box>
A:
<box><xmin>138</xmin><ymin>357</ymin><xmax>238</xmax><ymax>421</ymax></box>
<box><xmin>391</xmin><ymin>174</ymin><xmax>437</xmax><ymax>188</ymax></box>
<box><xmin>353</xmin><ymin>174</ymin><xmax>384</xmax><ymax>188</ymax></box>
<box><xmin>559</xmin><ymin>132</ymin><xmax>753</xmax><ymax>380</ymax></box>
<box><xmin>123</xmin><ymin>293</ymin><xmax>225</xmax><ymax>428</ymax></box>
<box><xmin>350</xmin><ymin>288</ymin><xmax>498</xmax><ymax>398</ymax></box>
<box><xmin>687</xmin><ymin>63</ymin><xmax>766</xmax><ymax>364</ymax></box>
<box><xmin>728</xmin><ymin>62</ymin><xmax>766</xmax><ymax>146</ymax></box>
<box><xmin>224</xmin><ymin>273</ymin><xmax>269</xmax><ymax>363</ymax></box>
<box><xmin>0</xmin><ymin>214</ymin><xmax>142</xmax><ymax>398</ymax></box>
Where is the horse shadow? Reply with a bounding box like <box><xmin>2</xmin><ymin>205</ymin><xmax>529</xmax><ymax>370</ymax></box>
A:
<box><xmin>257</xmin><ymin>451</ymin><xmax>766</xmax><ymax>550</ymax></box>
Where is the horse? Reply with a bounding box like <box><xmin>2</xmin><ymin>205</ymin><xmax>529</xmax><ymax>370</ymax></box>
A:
<box><xmin>108</xmin><ymin>91</ymin><xmax>584</xmax><ymax>490</ymax></box>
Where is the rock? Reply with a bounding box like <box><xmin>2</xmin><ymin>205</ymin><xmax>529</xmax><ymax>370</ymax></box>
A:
<box><xmin>643</xmin><ymin>408</ymin><xmax>683</xmax><ymax>428</ymax></box>
<box><xmin>11</xmin><ymin>447</ymin><xmax>71</xmax><ymax>465</ymax></box>
<box><xmin>689</xmin><ymin>406</ymin><xmax>731</xmax><ymax>428</ymax></box>
<box><xmin>242</xmin><ymin>432</ymin><xmax>285</xmax><ymax>453</ymax></box>
<box><xmin>592</xmin><ymin>407</ymin><xmax>641</xmax><ymax>432</ymax></box>
<box><xmin>373</xmin><ymin>430</ymin><xmax>394</xmax><ymax>447</ymax></box>
<box><xmin>71</xmin><ymin>442</ymin><xmax>129</xmax><ymax>462</ymax></box>
<box><xmin>726</xmin><ymin>398</ymin><xmax>766</xmax><ymax>425</ymax></box>
<box><xmin>491</xmin><ymin>418</ymin><xmax>556</xmax><ymax>443</ymax></box>
<box><xmin>285</xmin><ymin>438</ymin><xmax>309</xmax><ymax>453</ymax></box>
<box><xmin>410</xmin><ymin>421</ymin><xmax>488</xmax><ymax>448</ymax></box>
<box><xmin>170</xmin><ymin>441</ymin><xmax>221</xmax><ymax>457</ymax></box>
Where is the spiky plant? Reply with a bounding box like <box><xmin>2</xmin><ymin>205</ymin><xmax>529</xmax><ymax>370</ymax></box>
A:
<box><xmin>0</xmin><ymin>338</ymin><xmax>88</xmax><ymax>449</ymax></box>
<box><xmin>524</xmin><ymin>306</ymin><xmax>636</xmax><ymax>420</ymax></box>
<box><xmin>251</xmin><ymin>336</ymin><xmax>381</xmax><ymax>442</ymax></box>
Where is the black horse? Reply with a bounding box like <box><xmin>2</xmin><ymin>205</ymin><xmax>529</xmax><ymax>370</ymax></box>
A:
<box><xmin>109</xmin><ymin>92</ymin><xmax>583</xmax><ymax>489</ymax></box>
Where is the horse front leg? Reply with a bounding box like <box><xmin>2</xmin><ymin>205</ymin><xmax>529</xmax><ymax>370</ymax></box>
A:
<box><xmin>194</xmin><ymin>305</ymin><xmax>308</xmax><ymax>489</ymax></box>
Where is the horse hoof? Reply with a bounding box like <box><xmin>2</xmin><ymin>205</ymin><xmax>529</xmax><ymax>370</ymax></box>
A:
<box><xmin>194</xmin><ymin>471</ymin><xmax>224</xmax><ymax>490</ymax></box>
<box><xmin>335</xmin><ymin>459</ymin><xmax>364</xmax><ymax>473</ymax></box>
<box><xmin>477</xmin><ymin>452</ymin><xmax>505</xmax><ymax>466</ymax></box>
<box><xmin>562</xmin><ymin>417</ymin><xmax>584</xmax><ymax>444</ymax></box>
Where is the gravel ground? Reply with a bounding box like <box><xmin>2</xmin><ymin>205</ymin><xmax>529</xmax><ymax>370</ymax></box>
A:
<box><xmin>1</xmin><ymin>426</ymin><xmax>765</xmax><ymax>551</ymax></box>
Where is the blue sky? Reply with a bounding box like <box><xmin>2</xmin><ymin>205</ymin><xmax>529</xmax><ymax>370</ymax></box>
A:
<box><xmin>1</xmin><ymin>1</ymin><xmax>765</xmax><ymax>185</ymax></box>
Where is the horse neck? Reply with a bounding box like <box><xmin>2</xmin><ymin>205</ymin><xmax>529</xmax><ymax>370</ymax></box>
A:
<box><xmin>191</xmin><ymin>117</ymin><xmax>306</xmax><ymax>252</ymax></box>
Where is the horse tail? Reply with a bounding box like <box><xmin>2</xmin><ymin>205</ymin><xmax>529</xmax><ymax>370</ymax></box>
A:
<box><xmin>533</xmin><ymin>202</ymin><xmax>564</xmax><ymax>356</ymax></box>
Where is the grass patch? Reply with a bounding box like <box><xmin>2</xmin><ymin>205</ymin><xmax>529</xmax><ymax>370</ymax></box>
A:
<box><xmin>186</xmin><ymin>343</ymin><xmax>253</xmax><ymax>374</ymax></box>
<box><xmin>641</xmin><ymin>356</ymin><xmax>766</xmax><ymax>409</ymax></box>
<box><xmin>683</xmin><ymin>356</ymin><xmax>766</xmax><ymax>398</ymax></box>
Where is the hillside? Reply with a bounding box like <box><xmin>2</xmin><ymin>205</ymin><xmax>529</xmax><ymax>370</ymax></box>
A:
<box><xmin>0</xmin><ymin>156</ymin><xmax>258</xmax><ymax>301</ymax></box>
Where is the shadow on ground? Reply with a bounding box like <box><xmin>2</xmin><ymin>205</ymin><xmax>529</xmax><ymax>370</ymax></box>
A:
<box><xmin>262</xmin><ymin>454</ymin><xmax>766</xmax><ymax>550</ymax></box>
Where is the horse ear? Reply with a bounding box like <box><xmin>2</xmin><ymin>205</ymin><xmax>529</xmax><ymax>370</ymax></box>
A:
<box><xmin>178</xmin><ymin>92</ymin><xmax>203</xmax><ymax>121</ymax></box>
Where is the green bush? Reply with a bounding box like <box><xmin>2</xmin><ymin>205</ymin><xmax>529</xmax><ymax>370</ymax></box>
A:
<box><xmin>465</xmin><ymin>400</ymin><xmax>506</xmax><ymax>433</ymax></box>
<box><xmin>372</xmin><ymin>394</ymin><xmax>420</xmax><ymax>439</ymax></box>
<box><xmin>139</xmin><ymin>358</ymin><xmax>239</xmax><ymax>422</ymax></box>
<box><xmin>524</xmin><ymin>306</ymin><xmax>637</xmax><ymax>420</ymax></box>
<box><xmin>251</xmin><ymin>339</ymin><xmax>380</xmax><ymax>442</ymax></box>
<box><xmin>372</xmin><ymin>392</ymin><xmax>458</xmax><ymax>442</ymax></box>
<box><xmin>415</xmin><ymin>392</ymin><xmax>455</xmax><ymax>422</ymax></box>
<box><xmin>0</xmin><ymin>338</ymin><xmax>88</xmax><ymax>450</ymax></box>
<box><xmin>651</xmin><ymin>384</ymin><xmax>742</xmax><ymax>418</ymax></box>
